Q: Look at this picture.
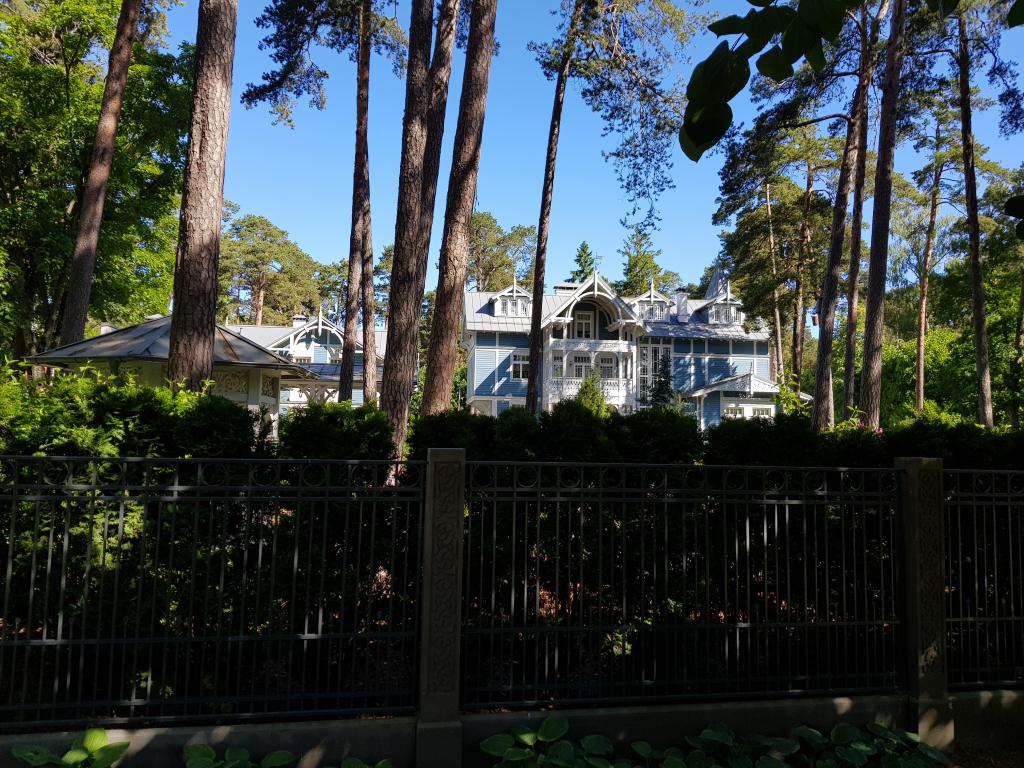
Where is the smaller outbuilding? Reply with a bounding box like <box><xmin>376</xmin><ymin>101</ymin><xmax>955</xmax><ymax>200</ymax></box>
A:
<box><xmin>29</xmin><ymin>315</ymin><xmax>313</xmax><ymax>420</ymax></box>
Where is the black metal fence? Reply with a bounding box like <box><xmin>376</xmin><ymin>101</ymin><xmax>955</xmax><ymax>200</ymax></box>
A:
<box><xmin>462</xmin><ymin>463</ymin><xmax>904</xmax><ymax>708</ymax></box>
<box><xmin>0</xmin><ymin>457</ymin><xmax>423</xmax><ymax>730</ymax></box>
<box><xmin>945</xmin><ymin>469</ymin><xmax>1024</xmax><ymax>689</ymax></box>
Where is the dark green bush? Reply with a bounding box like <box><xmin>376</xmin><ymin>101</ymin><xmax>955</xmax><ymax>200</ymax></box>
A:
<box><xmin>407</xmin><ymin>409</ymin><xmax>497</xmax><ymax>460</ymax></box>
<box><xmin>538</xmin><ymin>399</ymin><xmax>618</xmax><ymax>462</ymax></box>
<box><xmin>0</xmin><ymin>368</ymin><xmax>265</xmax><ymax>458</ymax></box>
<box><xmin>278</xmin><ymin>401</ymin><xmax>394</xmax><ymax>460</ymax></box>
<box><xmin>481</xmin><ymin>716</ymin><xmax>950</xmax><ymax>768</ymax></box>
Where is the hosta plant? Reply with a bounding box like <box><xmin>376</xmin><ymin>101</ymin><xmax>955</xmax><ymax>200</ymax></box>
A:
<box><xmin>12</xmin><ymin>729</ymin><xmax>129</xmax><ymax>768</ymax></box>
<box><xmin>182</xmin><ymin>745</ymin><xmax>295</xmax><ymax>768</ymax></box>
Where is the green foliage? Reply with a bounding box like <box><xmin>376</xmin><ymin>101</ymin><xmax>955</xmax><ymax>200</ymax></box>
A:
<box><xmin>12</xmin><ymin>728</ymin><xmax>128</xmax><ymax>768</ymax></box>
<box><xmin>606</xmin><ymin>407</ymin><xmax>703</xmax><ymax>464</ymax></box>
<box><xmin>648</xmin><ymin>356</ymin><xmax>675</xmax><ymax>408</ymax></box>
<box><xmin>568</xmin><ymin>241</ymin><xmax>599</xmax><ymax>283</ymax></box>
<box><xmin>278</xmin><ymin>401</ymin><xmax>394</xmax><ymax>460</ymax></box>
<box><xmin>481</xmin><ymin>718</ymin><xmax>949</xmax><ymax>768</ymax></box>
<box><xmin>615</xmin><ymin>227</ymin><xmax>680</xmax><ymax>296</ymax></box>
<box><xmin>574</xmin><ymin>372</ymin><xmax>610</xmax><ymax>418</ymax></box>
<box><xmin>0</xmin><ymin>1</ymin><xmax>192</xmax><ymax>354</ymax></box>
<box><xmin>467</xmin><ymin>211</ymin><xmax>537</xmax><ymax>291</ymax></box>
<box><xmin>182</xmin><ymin>744</ymin><xmax>295</xmax><ymax>768</ymax></box>
<box><xmin>540</xmin><ymin>398</ymin><xmax>614</xmax><ymax>461</ymax></box>
<box><xmin>0</xmin><ymin>367</ymin><xmax>265</xmax><ymax>458</ymax></box>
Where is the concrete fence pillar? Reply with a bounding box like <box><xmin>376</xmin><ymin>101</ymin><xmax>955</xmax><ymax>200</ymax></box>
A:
<box><xmin>417</xmin><ymin>448</ymin><xmax>466</xmax><ymax>768</ymax></box>
<box><xmin>896</xmin><ymin>457</ymin><xmax>950</xmax><ymax>746</ymax></box>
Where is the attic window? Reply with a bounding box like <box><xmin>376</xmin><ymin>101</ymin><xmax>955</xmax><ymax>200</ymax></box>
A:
<box><xmin>711</xmin><ymin>306</ymin><xmax>738</xmax><ymax>324</ymax></box>
<box><xmin>639</xmin><ymin>301</ymin><xmax>666</xmax><ymax>321</ymax></box>
<box><xmin>499</xmin><ymin>297</ymin><xmax>529</xmax><ymax>316</ymax></box>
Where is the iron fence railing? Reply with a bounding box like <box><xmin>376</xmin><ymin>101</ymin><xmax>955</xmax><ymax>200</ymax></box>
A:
<box><xmin>0</xmin><ymin>457</ymin><xmax>424</xmax><ymax>730</ymax></box>
<box><xmin>945</xmin><ymin>469</ymin><xmax>1024</xmax><ymax>689</ymax></box>
<box><xmin>462</xmin><ymin>463</ymin><xmax>904</xmax><ymax>709</ymax></box>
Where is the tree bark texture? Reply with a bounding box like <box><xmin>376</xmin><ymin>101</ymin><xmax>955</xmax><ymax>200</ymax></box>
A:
<box><xmin>167</xmin><ymin>0</ymin><xmax>238</xmax><ymax>391</ymax></box>
<box><xmin>916</xmin><ymin>120</ymin><xmax>943</xmax><ymax>413</ymax></box>
<box><xmin>859</xmin><ymin>0</ymin><xmax>908</xmax><ymax>428</ymax></box>
<box><xmin>422</xmin><ymin>0</ymin><xmax>498</xmax><ymax>415</ymax></box>
<box><xmin>361</xmin><ymin>193</ymin><xmax>377</xmax><ymax>403</ymax></box>
<box><xmin>1011</xmin><ymin>269</ymin><xmax>1024</xmax><ymax>430</ymax></box>
<box><xmin>791</xmin><ymin>268</ymin><xmax>805</xmax><ymax>393</ymax></box>
<box><xmin>339</xmin><ymin>0</ymin><xmax>373</xmax><ymax>402</ymax></box>
<box><xmin>59</xmin><ymin>0</ymin><xmax>141</xmax><ymax>346</ymax></box>
<box><xmin>765</xmin><ymin>184</ymin><xmax>786</xmax><ymax>383</ymax></box>
<box><xmin>253</xmin><ymin>269</ymin><xmax>266</xmax><ymax>325</ymax></box>
<box><xmin>957</xmin><ymin>11</ymin><xmax>994</xmax><ymax>429</ymax></box>
<box><xmin>527</xmin><ymin>0</ymin><xmax>587</xmax><ymax>414</ymax></box>
<box><xmin>380</xmin><ymin>0</ymin><xmax>459</xmax><ymax>456</ymax></box>
<box><xmin>811</xmin><ymin>44</ymin><xmax>868</xmax><ymax>431</ymax></box>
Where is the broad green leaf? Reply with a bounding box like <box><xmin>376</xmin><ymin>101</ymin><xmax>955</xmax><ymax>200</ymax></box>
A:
<box><xmin>513</xmin><ymin>727</ymin><xmax>539</xmax><ymax>747</ymax></box>
<box><xmin>688</xmin><ymin>750</ymin><xmax>710</xmax><ymax>768</ymax></box>
<box><xmin>926</xmin><ymin>0</ymin><xmax>961</xmax><ymax>17</ymax></box>
<box><xmin>373</xmin><ymin>761</ymin><xmax>393</xmax><ymax>768</ymax></box>
<box><xmin>756</xmin><ymin>758</ymin><xmax>787</xmax><ymax>768</ymax></box>
<box><xmin>185</xmin><ymin>745</ymin><xmax>217</xmax><ymax>762</ymax></box>
<box><xmin>664</xmin><ymin>758</ymin><xmax>688</xmax><ymax>768</ymax></box>
<box><xmin>805</xmin><ymin>40</ymin><xmax>826</xmax><ymax>73</ymax></box>
<box><xmin>185</xmin><ymin>759</ymin><xmax>216</xmax><ymax>768</ymax></box>
<box><xmin>1009</xmin><ymin>0</ymin><xmax>1024</xmax><ymax>27</ymax></box>
<box><xmin>548</xmin><ymin>740</ymin><xmax>577</xmax><ymax>767</ymax></box>
<box><xmin>1016</xmin><ymin>220</ymin><xmax>1024</xmax><ymax>238</ymax></box>
<box><xmin>748</xmin><ymin>0</ymin><xmax>776</xmax><ymax>6</ymax></box>
<box><xmin>259</xmin><ymin>751</ymin><xmax>294</xmax><ymax>768</ymax></box>
<box><xmin>580</xmin><ymin>735</ymin><xmax>613</xmax><ymax>756</ymax></box>
<box><xmin>799</xmin><ymin>0</ymin><xmax>844</xmax><ymax>40</ymax></box>
<box><xmin>90</xmin><ymin>743</ymin><xmax>129</xmax><ymax>768</ymax></box>
<box><xmin>687</xmin><ymin>102</ymin><xmax>734</xmax><ymax>147</ymax></box>
<box><xmin>792</xmin><ymin>726</ymin><xmax>826</xmax><ymax>745</ymax></box>
<box><xmin>1005</xmin><ymin>194</ymin><xmax>1024</xmax><ymax>218</ymax></box>
<box><xmin>757</xmin><ymin>47</ymin><xmax>794</xmax><ymax>81</ymax></box>
<box><xmin>340</xmin><ymin>759</ymin><xmax>366</xmax><ymax>768</ymax></box>
<box><xmin>727</xmin><ymin>756</ymin><xmax>752</xmax><ymax>768</ymax></box>
<box><xmin>710</xmin><ymin>15</ymin><xmax>749</xmax><ymax>36</ymax></box>
<box><xmin>225</xmin><ymin>750</ymin><xmax>250</xmax><ymax>764</ymax></box>
<box><xmin>632</xmin><ymin>741</ymin><xmax>653</xmax><ymax>757</ymax></box>
<box><xmin>830</xmin><ymin>723</ymin><xmax>862</xmax><ymax>746</ymax></box>
<box><xmin>781</xmin><ymin>18</ymin><xmax>817</xmax><ymax>62</ymax></box>
<box><xmin>538</xmin><ymin>716</ymin><xmax>570</xmax><ymax>743</ymax></box>
<box><xmin>502</xmin><ymin>747</ymin><xmax>533</xmax><ymax>763</ymax></box>
<box><xmin>613</xmin><ymin>761</ymin><xmax>633</xmax><ymax>768</ymax></box>
<box><xmin>61</xmin><ymin>749</ymin><xmax>90</xmax><ymax>766</ymax></box>
<box><xmin>866</xmin><ymin>723</ymin><xmax>899</xmax><ymax>742</ymax></box>
<box><xmin>701</xmin><ymin>724</ymin><xmax>735</xmax><ymax>746</ymax></box>
<box><xmin>584</xmin><ymin>757</ymin><xmax>612</xmax><ymax>768</ymax></box>
<box><xmin>771</xmin><ymin>739</ymin><xmax>801</xmax><ymax>756</ymax></box>
<box><xmin>917</xmin><ymin>744</ymin><xmax>950</xmax><ymax>765</ymax></box>
<box><xmin>482</xmin><ymin>734</ymin><xmax>517</xmax><ymax>757</ymax></box>
<box><xmin>835</xmin><ymin>746</ymin><xmax>868</xmax><ymax>766</ymax></box>
<box><xmin>81</xmin><ymin>730</ymin><xmax>108</xmax><ymax>755</ymax></box>
<box><xmin>11</xmin><ymin>746</ymin><xmax>62</xmax><ymax>767</ymax></box>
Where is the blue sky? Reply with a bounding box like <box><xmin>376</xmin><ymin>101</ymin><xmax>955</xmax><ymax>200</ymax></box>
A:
<box><xmin>163</xmin><ymin>1</ymin><xmax>1022</xmax><ymax>293</ymax></box>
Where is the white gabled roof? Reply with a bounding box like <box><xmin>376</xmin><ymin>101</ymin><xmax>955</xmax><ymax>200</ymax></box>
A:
<box><xmin>540</xmin><ymin>272</ymin><xmax>647</xmax><ymax>332</ymax></box>
<box><xmin>682</xmin><ymin>372</ymin><xmax>812</xmax><ymax>401</ymax></box>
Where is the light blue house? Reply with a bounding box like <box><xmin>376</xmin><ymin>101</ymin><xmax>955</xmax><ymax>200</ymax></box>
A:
<box><xmin>228</xmin><ymin>313</ymin><xmax>386</xmax><ymax>413</ymax></box>
<box><xmin>463</xmin><ymin>268</ymin><xmax>789</xmax><ymax>428</ymax></box>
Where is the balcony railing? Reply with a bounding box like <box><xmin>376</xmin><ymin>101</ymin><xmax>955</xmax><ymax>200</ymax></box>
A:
<box><xmin>548</xmin><ymin>338</ymin><xmax>631</xmax><ymax>353</ymax></box>
<box><xmin>547</xmin><ymin>376</ymin><xmax>634</xmax><ymax>400</ymax></box>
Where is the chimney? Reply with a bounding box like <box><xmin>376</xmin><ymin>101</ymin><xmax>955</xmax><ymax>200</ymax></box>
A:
<box><xmin>292</xmin><ymin>313</ymin><xmax>307</xmax><ymax>328</ymax></box>
<box><xmin>675</xmin><ymin>288</ymin><xmax>690</xmax><ymax>323</ymax></box>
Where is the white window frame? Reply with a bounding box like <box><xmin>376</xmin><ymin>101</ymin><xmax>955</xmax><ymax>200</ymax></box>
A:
<box><xmin>499</xmin><ymin>297</ymin><xmax>508</xmax><ymax>316</ymax></box>
<box><xmin>598</xmin><ymin>354</ymin><xmax>616</xmax><ymax>380</ymax></box>
<box><xmin>511</xmin><ymin>352</ymin><xmax>529</xmax><ymax>381</ymax></box>
<box><xmin>572</xmin><ymin>311</ymin><xmax>594</xmax><ymax>340</ymax></box>
<box><xmin>724</xmin><ymin>405</ymin><xmax>744</xmax><ymax>419</ymax></box>
<box><xmin>752</xmin><ymin>406</ymin><xmax>772</xmax><ymax>418</ymax></box>
<box><xmin>572</xmin><ymin>353</ymin><xmax>591</xmax><ymax>379</ymax></box>
<box><xmin>552</xmin><ymin>353</ymin><xmax>564</xmax><ymax>379</ymax></box>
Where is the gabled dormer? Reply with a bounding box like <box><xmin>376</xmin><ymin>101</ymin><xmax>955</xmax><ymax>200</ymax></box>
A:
<box><xmin>490</xmin><ymin>284</ymin><xmax>533</xmax><ymax>318</ymax></box>
<box><xmin>627</xmin><ymin>283</ymin><xmax>675</xmax><ymax>322</ymax></box>
<box><xmin>701</xmin><ymin>267</ymin><xmax>744</xmax><ymax>325</ymax></box>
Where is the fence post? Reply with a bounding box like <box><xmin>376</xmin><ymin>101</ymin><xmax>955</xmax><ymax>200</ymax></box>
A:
<box><xmin>417</xmin><ymin>448</ymin><xmax>467</xmax><ymax>768</ymax></box>
<box><xmin>896</xmin><ymin>457</ymin><xmax>951</xmax><ymax>747</ymax></box>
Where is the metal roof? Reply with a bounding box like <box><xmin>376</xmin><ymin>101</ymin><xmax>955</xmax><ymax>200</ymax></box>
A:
<box><xmin>226</xmin><ymin>318</ymin><xmax>388</xmax><ymax>357</ymax></box>
<box><xmin>30</xmin><ymin>316</ymin><xmax>312</xmax><ymax>376</ymax></box>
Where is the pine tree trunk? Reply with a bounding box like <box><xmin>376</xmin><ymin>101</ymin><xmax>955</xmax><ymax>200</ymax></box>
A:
<box><xmin>859</xmin><ymin>0</ymin><xmax>908</xmax><ymax>428</ymax></box>
<box><xmin>916</xmin><ymin>124</ymin><xmax>942</xmax><ymax>413</ymax></box>
<box><xmin>380</xmin><ymin>0</ymin><xmax>459</xmax><ymax>456</ymax></box>
<box><xmin>167</xmin><ymin>0</ymin><xmax>237</xmax><ymax>391</ymax></box>
<box><xmin>59</xmin><ymin>0</ymin><xmax>141</xmax><ymax>345</ymax></box>
<box><xmin>361</xmin><ymin>188</ymin><xmax>377</xmax><ymax>403</ymax></box>
<box><xmin>957</xmin><ymin>11</ymin><xmax>994</xmax><ymax>429</ymax></box>
<box><xmin>254</xmin><ymin>269</ymin><xmax>266</xmax><ymax>325</ymax></box>
<box><xmin>811</xmin><ymin>69</ymin><xmax>867</xmax><ymax>431</ymax></box>
<box><xmin>422</xmin><ymin>0</ymin><xmax>498</xmax><ymax>415</ymax></box>
<box><xmin>527</xmin><ymin>0</ymin><xmax>587</xmax><ymax>413</ymax></box>
<box><xmin>339</xmin><ymin>0</ymin><xmax>373</xmax><ymax>403</ymax></box>
<box><xmin>792</xmin><ymin>269</ymin><xmax>805</xmax><ymax>393</ymax></box>
<box><xmin>765</xmin><ymin>183</ymin><xmax>786</xmax><ymax>383</ymax></box>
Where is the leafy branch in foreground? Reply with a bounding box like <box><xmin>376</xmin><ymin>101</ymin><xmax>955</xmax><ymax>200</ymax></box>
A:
<box><xmin>678</xmin><ymin>0</ymin><xmax>1021</xmax><ymax>162</ymax></box>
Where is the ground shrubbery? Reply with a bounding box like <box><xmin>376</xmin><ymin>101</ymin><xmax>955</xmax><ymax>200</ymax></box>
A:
<box><xmin>0</xmin><ymin>367</ymin><xmax>266</xmax><ymax>458</ymax></box>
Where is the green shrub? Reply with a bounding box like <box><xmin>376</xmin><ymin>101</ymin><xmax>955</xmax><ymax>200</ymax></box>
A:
<box><xmin>12</xmin><ymin>728</ymin><xmax>128</xmax><ymax>768</ymax></box>
<box><xmin>539</xmin><ymin>399</ymin><xmax>617</xmax><ymax>462</ymax></box>
<box><xmin>575</xmin><ymin>372</ymin><xmax>610</xmax><ymax>417</ymax></box>
<box><xmin>606</xmin><ymin>407</ymin><xmax>702</xmax><ymax>464</ymax></box>
<box><xmin>278</xmin><ymin>401</ymin><xmax>394</xmax><ymax>460</ymax></box>
<box><xmin>0</xmin><ymin>367</ymin><xmax>265</xmax><ymax>458</ymax></box>
<box><xmin>480</xmin><ymin>716</ymin><xmax>950</xmax><ymax>768</ymax></box>
<box><xmin>182</xmin><ymin>745</ymin><xmax>294</xmax><ymax>768</ymax></box>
